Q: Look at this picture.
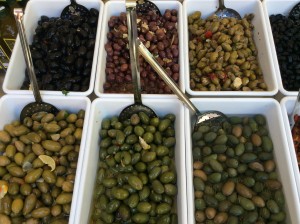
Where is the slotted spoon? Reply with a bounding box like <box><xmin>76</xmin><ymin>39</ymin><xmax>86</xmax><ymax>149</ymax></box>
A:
<box><xmin>136</xmin><ymin>0</ymin><xmax>161</xmax><ymax>16</ymax></box>
<box><xmin>61</xmin><ymin>0</ymin><xmax>90</xmax><ymax>19</ymax></box>
<box><xmin>14</xmin><ymin>8</ymin><xmax>59</xmax><ymax>122</ymax></box>
<box><xmin>289</xmin><ymin>2</ymin><xmax>300</xmax><ymax>21</ymax></box>
<box><xmin>137</xmin><ymin>38</ymin><xmax>227</xmax><ymax>129</ymax></box>
<box><xmin>215</xmin><ymin>0</ymin><xmax>241</xmax><ymax>19</ymax></box>
<box><xmin>118</xmin><ymin>0</ymin><xmax>157</xmax><ymax>122</ymax></box>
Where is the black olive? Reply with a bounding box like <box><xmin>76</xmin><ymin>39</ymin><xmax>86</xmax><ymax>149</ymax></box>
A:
<box><xmin>65</xmin><ymin>55</ymin><xmax>75</xmax><ymax>65</ymax></box>
<box><xmin>77</xmin><ymin>28</ymin><xmax>88</xmax><ymax>38</ymax></box>
<box><xmin>66</xmin><ymin>34</ymin><xmax>74</xmax><ymax>47</ymax></box>
<box><xmin>87</xmin><ymin>39</ymin><xmax>95</xmax><ymax>49</ymax></box>
<box><xmin>78</xmin><ymin>46</ymin><xmax>87</xmax><ymax>56</ymax></box>
<box><xmin>35</xmin><ymin>60</ymin><xmax>46</xmax><ymax>73</ymax></box>
<box><xmin>42</xmin><ymin>74</ymin><xmax>52</xmax><ymax>84</ymax></box>
<box><xmin>75</xmin><ymin>58</ymin><xmax>84</xmax><ymax>70</ymax></box>
<box><xmin>72</xmin><ymin>84</ymin><xmax>81</xmax><ymax>91</ymax></box>
<box><xmin>86</xmin><ymin>50</ymin><xmax>94</xmax><ymax>60</ymax></box>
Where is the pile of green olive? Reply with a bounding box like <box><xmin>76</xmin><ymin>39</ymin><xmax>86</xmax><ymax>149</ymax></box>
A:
<box><xmin>192</xmin><ymin>115</ymin><xmax>286</xmax><ymax>224</ymax></box>
<box><xmin>90</xmin><ymin>112</ymin><xmax>178</xmax><ymax>224</ymax></box>
<box><xmin>188</xmin><ymin>11</ymin><xmax>267</xmax><ymax>91</ymax></box>
<box><xmin>0</xmin><ymin>110</ymin><xmax>85</xmax><ymax>224</ymax></box>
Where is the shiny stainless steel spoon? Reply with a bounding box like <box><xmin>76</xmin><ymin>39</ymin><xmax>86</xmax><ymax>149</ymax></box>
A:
<box><xmin>136</xmin><ymin>0</ymin><xmax>161</xmax><ymax>16</ymax></box>
<box><xmin>14</xmin><ymin>8</ymin><xmax>59</xmax><ymax>122</ymax></box>
<box><xmin>137</xmin><ymin>38</ymin><xmax>227</xmax><ymax>129</ymax></box>
<box><xmin>118</xmin><ymin>0</ymin><xmax>157</xmax><ymax>122</ymax></box>
<box><xmin>215</xmin><ymin>0</ymin><xmax>241</xmax><ymax>19</ymax></box>
<box><xmin>61</xmin><ymin>0</ymin><xmax>90</xmax><ymax>19</ymax></box>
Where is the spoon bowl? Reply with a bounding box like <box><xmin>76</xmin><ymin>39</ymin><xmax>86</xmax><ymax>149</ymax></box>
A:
<box><xmin>215</xmin><ymin>0</ymin><xmax>241</xmax><ymax>19</ymax></box>
<box><xmin>119</xmin><ymin>0</ymin><xmax>157</xmax><ymax>121</ymax></box>
<box><xmin>289</xmin><ymin>2</ymin><xmax>300</xmax><ymax>21</ymax></box>
<box><xmin>136</xmin><ymin>0</ymin><xmax>162</xmax><ymax>16</ymax></box>
<box><xmin>61</xmin><ymin>0</ymin><xmax>90</xmax><ymax>19</ymax></box>
<box><xmin>14</xmin><ymin>8</ymin><xmax>59</xmax><ymax>122</ymax></box>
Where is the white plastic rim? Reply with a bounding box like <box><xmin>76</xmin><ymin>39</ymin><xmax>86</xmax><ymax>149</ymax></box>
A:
<box><xmin>185</xmin><ymin>98</ymin><xmax>300</xmax><ymax>224</ymax></box>
<box><xmin>3</xmin><ymin>0</ymin><xmax>104</xmax><ymax>97</ymax></box>
<box><xmin>262</xmin><ymin>0</ymin><xmax>299</xmax><ymax>96</ymax></box>
<box><xmin>74</xmin><ymin>97</ymin><xmax>187</xmax><ymax>224</ymax></box>
<box><xmin>0</xmin><ymin>94</ymin><xmax>91</xmax><ymax>224</ymax></box>
<box><xmin>280</xmin><ymin>96</ymin><xmax>300</xmax><ymax>200</ymax></box>
<box><xmin>94</xmin><ymin>0</ymin><xmax>185</xmax><ymax>98</ymax></box>
<box><xmin>183</xmin><ymin>0</ymin><xmax>278</xmax><ymax>96</ymax></box>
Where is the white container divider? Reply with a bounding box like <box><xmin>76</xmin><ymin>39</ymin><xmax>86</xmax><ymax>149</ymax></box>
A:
<box><xmin>94</xmin><ymin>0</ymin><xmax>185</xmax><ymax>98</ymax></box>
<box><xmin>185</xmin><ymin>98</ymin><xmax>300</xmax><ymax>224</ymax></box>
<box><xmin>262</xmin><ymin>0</ymin><xmax>299</xmax><ymax>96</ymax></box>
<box><xmin>183</xmin><ymin>0</ymin><xmax>278</xmax><ymax>97</ymax></box>
<box><xmin>280</xmin><ymin>96</ymin><xmax>300</xmax><ymax>200</ymax></box>
<box><xmin>74</xmin><ymin>97</ymin><xmax>187</xmax><ymax>224</ymax></box>
<box><xmin>0</xmin><ymin>94</ymin><xmax>91</xmax><ymax>224</ymax></box>
<box><xmin>3</xmin><ymin>0</ymin><xmax>104</xmax><ymax>97</ymax></box>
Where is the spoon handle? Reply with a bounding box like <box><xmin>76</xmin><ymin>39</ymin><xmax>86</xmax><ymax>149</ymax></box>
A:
<box><xmin>126</xmin><ymin>1</ymin><xmax>142</xmax><ymax>104</ymax></box>
<box><xmin>14</xmin><ymin>8</ymin><xmax>42</xmax><ymax>103</ymax></box>
<box><xmin>137</xmin><ymin>38</ymin><xmax>201</xmax><ymax>116</ymax></box>
<box><xmin>218</xmin><ymin>0</ymin><xmax>225</xmax><ymax>10</ymax></box>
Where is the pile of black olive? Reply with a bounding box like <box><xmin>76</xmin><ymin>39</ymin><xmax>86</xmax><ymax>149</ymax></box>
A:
<box><xmin>21</xmin><ymin>8</ymin><xmax>99</xmax><ymax>92</ymax></box>
<box><xmin>269</xmin><ymin>14</ymin><xmax>300</xmax><ymax>91</ymax></box>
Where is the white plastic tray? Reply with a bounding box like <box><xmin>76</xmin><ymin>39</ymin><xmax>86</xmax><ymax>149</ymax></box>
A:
<box><xmin>3</xmin><ymin>0</ymin><xmax>103</xmax><ymax>97</ymax></box>
<box><xmin>262</xmin><ymin>0</ymin><xmax>299</xmax><ymax>96</ymax></box>
<box><xmin>94</xmin><ymin>0</ymin><xmax>185</xmax><ymax>98</ymax></box>
<box><xmin>280</xmin><ymin>96</ymin><xmax>300</xmax><ymax>201</ymax></box>
<box><xmin>183</xmin><ymin>0</ymin><xmax>278</xmax><ymax>97</ymax></box>
<box><xmin>185</xmin><ymin>98</ymin><xmax>300</xmax><ymax>224</ymax></box>
<box><xmin>74</xmin><ymin>97</ymin><xmax>187</xmax><ymax>224</ymax></box>
<box><xmin>0</xmin><ymin>94</ymin><xmax>91</xmax><ymax>224</ymax></box>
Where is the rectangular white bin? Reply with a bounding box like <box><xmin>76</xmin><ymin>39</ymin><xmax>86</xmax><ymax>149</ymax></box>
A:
<box><xmin>280</xmin><ymin>96</ymin><xmax>300</xmax><ymax>200</ymax></box>
<box><xmin>74</xmin><ymin>97</ymin><xmax>187</xmax><ymax>223</ymax></box>
<box><xmin>185</xmin><ymin>98</ymin><xmax>300</xmax><ymax>224</ymax></box>
<box><xmin>94</xmin><ymin>0</ymin><xmax>185</xmax><ymax>98</ymax></box>
<box><xmin>183</xmin><ymin>0</ymin><xmax>278</xmax><ymax>97</ymax></box>
<box><xmin>262</xmin><ymin>0</ymin><xmax>300</xmax><ymax>96</ymax></box>
<box><xmin>0</xmin><ymin>94</ymin><xmax>91</xmax><ymax>224</ymax></box>
<box><xmin>3</xmin><ymin>0</ymin><xmax>104</xmax><ymax>97</ymax></box>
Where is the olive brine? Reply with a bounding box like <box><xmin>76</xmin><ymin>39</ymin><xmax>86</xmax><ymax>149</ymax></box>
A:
<box><xmin>0</xmin><ymin>110</ymin><xmax>85</xmax><ymax>223</ymax></box>
<box><xmin>90</xmin><ymin>112</ymin><xmax>178</xmax><ymax>224</ymax></box>
<box><xmin>192</xmin><ymin>115</ymin><xmax>286</xmax><ymax>224</ymax></box>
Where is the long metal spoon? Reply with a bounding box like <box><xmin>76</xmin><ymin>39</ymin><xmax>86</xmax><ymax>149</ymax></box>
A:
<box><xmin>61</xmin><ymin>0</ymin><xmax>90</xmax><ymax>19</ymax></box>
<box><xmin>118</xmin><ymin>0</ymin><xmax>157</xmax><ymax>122</ymax></box>
<box><xmin>215</xmin><ymin>0</ymin><xmax>241</xmax><ymax>19</ymax></box>
<box><xmin>137</xmin><ymin>38</ymin><xmax>227</xmax><ymax>129</ymax></box>
<box><xmin>14</xmin><ymin>8</ymin><xmax>59</xmax><ymax>122</ymax></box>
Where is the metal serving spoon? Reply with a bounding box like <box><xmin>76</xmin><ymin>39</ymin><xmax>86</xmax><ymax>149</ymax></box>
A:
<box><xmin>61</xmin><ymin>0</ymin><xmax>90</xmax><ymax>19</ymax></box>
<box><xmin>215</xmin><ymin>0</ymin><xmax>241</xmax><ymax>19</ymax></box>
<box><xmin>289</xmin><ymin>2</ymin><xmax>300</xmax><ymax>21</ymax></box>
<box><xmin>137</xmin><ymin>38</ymin><xmax>227</xmax><ymax>129</ymax></box>
<box><xmin>14</xmin><ymin>8</ymin><xmax>59</xmax><ymax>122</ymax></box>
<box><xmin>136</xmin><ymin>0</ymin><xmax>161</xmax><ymax>16</ymax></box>
<box><xmin>118</xmin><ymin>0</ymin><xmax>157</xmax><ymax>121</ymax></box>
